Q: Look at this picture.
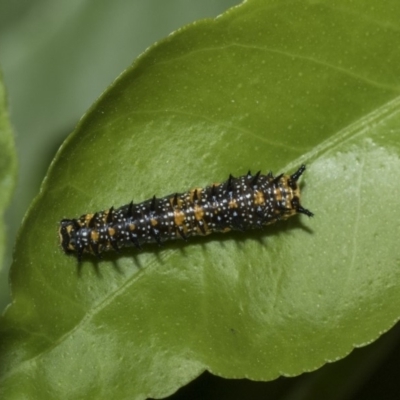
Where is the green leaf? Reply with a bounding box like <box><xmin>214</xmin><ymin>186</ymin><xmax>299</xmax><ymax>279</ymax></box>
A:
<box><xmin>0</xmin><ymin>71</ymin><xmax>17</xmax><ymax>271</ymax></box>
<box><xmin>1</xmin><ymin>0</ymin><xmax>400</xmax><ymax>399</ymax></box>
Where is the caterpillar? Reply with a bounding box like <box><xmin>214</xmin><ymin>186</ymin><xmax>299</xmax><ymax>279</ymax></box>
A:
<box><xmin>59</xmin><ymin>165</ymin><xmax>313</xmax><ymax>261</ymax></box>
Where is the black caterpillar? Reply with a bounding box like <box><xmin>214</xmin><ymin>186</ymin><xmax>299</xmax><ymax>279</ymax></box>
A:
<box><xmin>59</xmin><ymin>165</ymin><xmax>313</xmax><ymax>261</ymax></box>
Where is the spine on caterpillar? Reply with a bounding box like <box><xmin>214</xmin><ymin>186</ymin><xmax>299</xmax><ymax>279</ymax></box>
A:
<box><xmin>59</xmin><ymin>165</ymin><xmax>313</xmax><ymax>260</ymax></box>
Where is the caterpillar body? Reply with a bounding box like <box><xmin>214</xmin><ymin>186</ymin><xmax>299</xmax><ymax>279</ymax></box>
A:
<box><xmin>59</xmin><ymin>165</ymin><xmax>313</xmax><ymax>261</ymax></box>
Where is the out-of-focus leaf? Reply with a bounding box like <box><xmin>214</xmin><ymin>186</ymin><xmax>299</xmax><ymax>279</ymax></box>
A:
<box><xmin>0</xmin><ymin>72</ymin><xmax>17</xmax><ymax>272</ymax></box>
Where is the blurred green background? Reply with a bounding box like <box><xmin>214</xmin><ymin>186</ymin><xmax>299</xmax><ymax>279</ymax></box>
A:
<box><xmin>2</xmin><ymin>1</ymin><xmax>400</xmax><ymax>399</ymax></box>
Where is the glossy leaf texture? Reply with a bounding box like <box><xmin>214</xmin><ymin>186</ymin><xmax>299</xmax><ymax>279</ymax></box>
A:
<box><xmin>0</xmin><ymin>72</ymin><xmax>17</xmax><ymax>272</ymax></box>
<box><xmin>1</xmin><ymin>0</ymin><xmax>400</xmax><ymax>399</ymax></box>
